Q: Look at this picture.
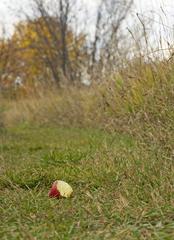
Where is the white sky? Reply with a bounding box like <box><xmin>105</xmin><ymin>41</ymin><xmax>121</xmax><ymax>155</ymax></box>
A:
<box><xmin>0</xmin><ymin>0</ymin><xmax>173</xmax><ymax>40</ymax></box>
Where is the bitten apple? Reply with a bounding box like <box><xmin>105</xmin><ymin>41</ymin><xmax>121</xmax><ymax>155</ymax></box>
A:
<box><xmin>48</xmin><ymin>180</ymin><xmax>73</xmax><ymax>198</ymax></box>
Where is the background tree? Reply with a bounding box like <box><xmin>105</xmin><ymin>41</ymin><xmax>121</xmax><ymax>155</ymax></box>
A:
<box><xmin>90</xmin><ymin>0</ymin><xmax>133</xmax><ymax>75</ymax></box>
<box><xmin>27</xmin><ymin>0</ymin><xmax>86</xmax><ymax>86</ymax></box>
<box><xmin>10</xmin><ymin>14</ymin><xmax>86</xmax><ymax>88</ymax></box>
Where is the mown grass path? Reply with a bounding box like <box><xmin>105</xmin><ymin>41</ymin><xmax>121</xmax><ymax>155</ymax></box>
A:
<box><xmin>0</xmin><ymin>126</ymin><xmax>174</xmax><ymax>239</ymax></box>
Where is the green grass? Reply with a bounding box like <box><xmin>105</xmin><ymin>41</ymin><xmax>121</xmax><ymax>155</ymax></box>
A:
<box><xmin>0</xmin><ymin>125</ymin><xmax>174</xmax><ymax>239</ymax></box>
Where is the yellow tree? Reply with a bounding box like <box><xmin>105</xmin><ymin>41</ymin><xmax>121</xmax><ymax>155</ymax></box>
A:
<box><xmin>11</xmin><ymin>17</ymin><xmax>86</xmax><ymax>88</ymax></box>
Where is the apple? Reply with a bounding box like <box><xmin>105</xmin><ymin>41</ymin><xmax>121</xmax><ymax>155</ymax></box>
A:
<box><xmin>48</xmin><ymin>180</ymin><xmax>73</xmax><ymax>198</ymax></box>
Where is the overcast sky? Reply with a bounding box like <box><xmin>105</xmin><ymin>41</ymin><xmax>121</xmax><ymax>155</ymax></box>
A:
<box><xmin>0</xmin><ymin>0</ymin><xmax>173</xmax><ymax>40</ymax></box>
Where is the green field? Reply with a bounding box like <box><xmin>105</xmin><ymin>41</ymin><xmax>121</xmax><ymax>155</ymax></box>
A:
<box><xmin>0</xmin><ymin>125</ymin><xmax>174</xmax><ymax>239</ymax></box>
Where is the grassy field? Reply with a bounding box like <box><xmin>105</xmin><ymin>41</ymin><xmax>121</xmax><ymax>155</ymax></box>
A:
<box><xmin>0</xmin><ymin>124</ymin><xmax>174</xmax><ymax>239</ymax></box>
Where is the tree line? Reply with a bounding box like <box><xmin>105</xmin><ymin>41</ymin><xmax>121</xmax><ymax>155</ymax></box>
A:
<box><xmin>0</xmin><ymin>0</ymin><xmax>133</xmax><ymax>94</ymax></box>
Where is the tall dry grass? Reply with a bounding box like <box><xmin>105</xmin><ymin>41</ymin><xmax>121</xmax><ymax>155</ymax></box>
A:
<box><xmin>2</xmin><ymin>57</ymin><xmax>174</xmax><ymax>148</ymax></box>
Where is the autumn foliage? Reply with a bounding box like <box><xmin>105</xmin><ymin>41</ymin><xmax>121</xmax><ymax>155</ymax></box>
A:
<box><xmin>0</xmin><ymin>16</ymin><xmax>86</xmax><ymax>95</ymax></box>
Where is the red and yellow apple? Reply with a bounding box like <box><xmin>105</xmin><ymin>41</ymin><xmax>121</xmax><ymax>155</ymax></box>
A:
<box><xmin>48</xmin><ymin>180</ymin><xmax>73</xmax><ymax>198</ymax></box>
